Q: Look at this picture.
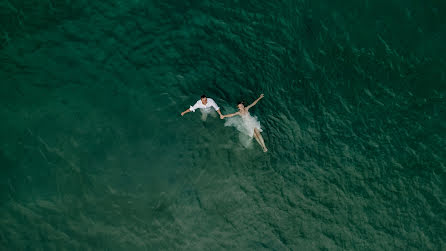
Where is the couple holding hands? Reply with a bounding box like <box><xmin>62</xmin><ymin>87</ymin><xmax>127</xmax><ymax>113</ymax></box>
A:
<box><xmin>181</xmin><ymin>94</ymin><xmax>268</xmax><ymax>152</ymax></box>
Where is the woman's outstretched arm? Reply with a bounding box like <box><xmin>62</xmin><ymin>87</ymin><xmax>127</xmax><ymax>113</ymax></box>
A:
<box><xmin>246</xmin><ymin>94</ymin><xmax>264</xmax><ymax>109</ymax></box>
<box><xmin>221</xmin><ymin>112</ymin><xmax>240</xmax><ymax>119</ymax></box>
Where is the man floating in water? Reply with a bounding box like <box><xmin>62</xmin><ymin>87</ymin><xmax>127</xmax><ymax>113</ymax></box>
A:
<box><xmin>221</xmin><ymin>94</ymin><xmax>268</xmax><ymax>152</ymax></box>
<box><xmin>181</xmin><ymin>95</ymin><xmax>224</xmax><ymax>121</ymax></box>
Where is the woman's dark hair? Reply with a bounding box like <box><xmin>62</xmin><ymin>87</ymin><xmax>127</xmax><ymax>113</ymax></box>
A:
<box><xmin>238</xmin><ymin>101</ymin><xmax>245</xmax><ymax>105</ymax></box>
<box><xmin>201</xmin><ymin>94</ymin><xmax>207</xmax><ymax>99</ymax></box>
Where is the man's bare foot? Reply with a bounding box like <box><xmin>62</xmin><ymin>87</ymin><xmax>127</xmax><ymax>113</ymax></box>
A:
<box><xmin>263</xmin><ymin>147</ymin><xmax>268</xmax><ymax>152</ymax></box>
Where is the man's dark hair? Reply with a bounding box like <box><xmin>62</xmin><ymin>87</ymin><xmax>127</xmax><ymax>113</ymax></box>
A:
<box><xmin>201</xmin><ymin>95</ymin><xmax>207</xmax><ymax>99</ymax></box>
<box><xmin>238</xmin><ymin>100</ymin><xmax>245</xmax><ymax>105</ymax></box>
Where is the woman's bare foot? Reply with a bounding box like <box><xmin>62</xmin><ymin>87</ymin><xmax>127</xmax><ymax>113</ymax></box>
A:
<box><xmin>263</xmin><ymin>147</ymin><xmax>268</xmax><ymax>152</ymax></box>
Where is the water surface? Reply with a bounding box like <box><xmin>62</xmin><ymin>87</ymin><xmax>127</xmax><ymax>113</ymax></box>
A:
<box><xmin>1</xmin><ymin>0</ymin><xmax>445</xmax><ymax>249</ymax></box>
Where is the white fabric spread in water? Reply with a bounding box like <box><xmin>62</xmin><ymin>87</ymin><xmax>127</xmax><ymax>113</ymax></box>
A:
<box><xmin>224</xmin><ymin>112</ymin><xmax>263</xmax><ymax>148</ymax></box>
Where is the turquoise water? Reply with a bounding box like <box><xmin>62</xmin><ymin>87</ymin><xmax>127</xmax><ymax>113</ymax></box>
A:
<box><xmin>1</xmin><ymin>0</ymin><xmax>445</xmax><ymax>249</ymax></box>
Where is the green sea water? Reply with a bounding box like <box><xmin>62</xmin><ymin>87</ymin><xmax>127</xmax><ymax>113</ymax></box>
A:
<box><xmin>1</xmin><ymin>0</ymin><xmax>445</xmax><ymax>249</ymax></box>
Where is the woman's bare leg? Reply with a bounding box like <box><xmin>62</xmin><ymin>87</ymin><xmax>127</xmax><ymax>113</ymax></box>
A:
<box><xmin>254</xmin><ymin>128</ymin><xmax>268</xmax><ymax>152</ymax></box>
<box><xmin>253</xmin><ymin>130</ymin><xmax>262</xmax><ymax>148</ymax></box>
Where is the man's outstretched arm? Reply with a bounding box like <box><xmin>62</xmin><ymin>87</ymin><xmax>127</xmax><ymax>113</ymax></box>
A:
<box><xmin>181</xmin><ymin>109</ymin><xmax>191</xmax><ymax>116</ymax></box>
<box><xmin>182</xmin><ymin>101</ymin><xmax>200</xmax><ymax>116</ymax></box>
<box><xmin>209</xmin><ymin>99</ymin><xmax>223</xmax><ymax>118</ymax></box>
<box><xmin>216</xmin><ymin>109</ymin><xmax>223</xmax><ymax>118</ymax></box>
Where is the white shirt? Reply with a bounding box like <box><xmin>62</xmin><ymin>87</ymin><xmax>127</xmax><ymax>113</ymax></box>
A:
<box><xmin>189</xmin><ymin>98</ymin><xmax>220</xmax><ymax>112</ymax></box>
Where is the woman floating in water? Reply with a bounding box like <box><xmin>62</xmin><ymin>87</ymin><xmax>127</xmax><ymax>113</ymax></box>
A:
<box><xmin>221</xmin><ymin>94</ymin><xmax>268</xmax><ymax>152</ymax></box>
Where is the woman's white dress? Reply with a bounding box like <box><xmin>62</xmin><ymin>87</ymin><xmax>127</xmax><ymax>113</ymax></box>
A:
<box><xmin>225</xmin><ymin>112</ymin><xmax>262</xmax><ymax>137</ymax></box>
